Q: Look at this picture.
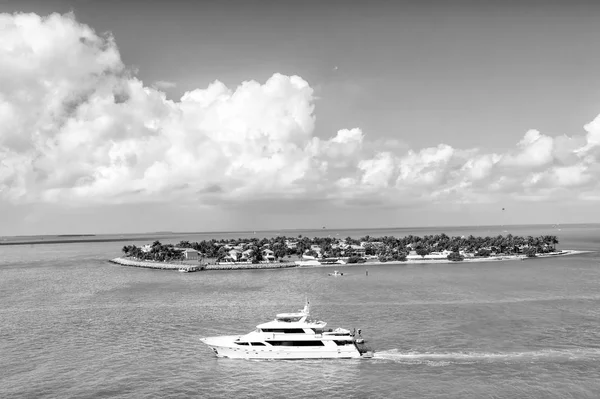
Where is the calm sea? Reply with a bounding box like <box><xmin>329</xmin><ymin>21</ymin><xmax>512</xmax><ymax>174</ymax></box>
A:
<box><xmin>1</xmin><ymin>224</ymin><xmax>600</xmax><ymax>398</ymax></box>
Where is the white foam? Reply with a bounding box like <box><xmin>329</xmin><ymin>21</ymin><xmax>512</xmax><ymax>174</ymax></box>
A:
<box><xmin>373</xmin><ymin>348</ymin><xmax>600</xmax><ymax>364</ymax></box>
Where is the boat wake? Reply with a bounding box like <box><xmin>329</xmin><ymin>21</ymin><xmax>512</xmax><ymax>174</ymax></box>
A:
<box><xmin>373</xmin><ymin>348</ymin><xmax>600</xmax><ymax>365</ymax></box>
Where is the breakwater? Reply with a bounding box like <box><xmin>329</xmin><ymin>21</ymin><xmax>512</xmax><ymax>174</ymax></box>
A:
<box><xmin>109</xmin><ymin>257</ymin><xmax>298</xmax><ymax>271</ymax></box>
<box><xmin>110</xmin><ymin>257</ymin><xmax>189</xmax><ymax>270</ymax></box>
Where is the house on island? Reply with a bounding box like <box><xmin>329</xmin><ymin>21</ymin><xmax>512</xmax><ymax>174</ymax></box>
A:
<box><xmin>347</xmin><ymin>245</ymin><xmax>366</xmax><ymax>257</ymax></box>
<box><xmin>460</xmin><ymin>250</ymin><xmax>475</xmax><ymax>258</ymax></box>
<box><xmin>182</xmin><ymin>248</ymin><xmax>199</xmax><ymax>260</ymax></box>
<box><xmin>174</xmin><ymin>247</ymin><xmax>200</xmax><ymax>260</ymax></box>
<box><xmin>360</xmin><ymin>241</ymin><xmax>384</xmax><ymax>248</ymax></box>
<box><xmin>406</xmin><ymin>250</ymin><xmax>475</xmax><ymax>261</ymax></box>
<box><xmin>241</xmin><ymin>249</ymin><xmax>253</xmax><ymax>261</ymax></box>
<box><xmin>221</xmin><ymin>249</ymin><xmax>249</xmax><ymax>263</ymax></box>
<box><xmin>406</xmin><ymin>250</ymin><xmax>448</xmax><ymax>260</ymax></box>
<box><xmin>220</xmin><ymin>248</ymin><xmax>274</xmax><ymax>263</ymax></box>
<box><xmin>301</xmin><ymin>245</ymin><xmax>323</xmax><ymax>259</ymax></box>
<box><xmin>224</xmin><ymin>249</ymin><xmax>241</xmax><ymax>262</ymax></box>
<box><xmin>262</xmin><ymin>249</ymin><xmax>276</xmax><ymax>262</ymax></box>
<box><xmin>333</xmin><ymin>242</ymin><xmax>366</xmax><ymax>257</ymax></box>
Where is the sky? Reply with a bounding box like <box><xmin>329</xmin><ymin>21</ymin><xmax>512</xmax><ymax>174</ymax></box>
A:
<box><xmin>1</xmin><ymin>0</ymin><xmax>600</xmax><ymax>235</ymax></box>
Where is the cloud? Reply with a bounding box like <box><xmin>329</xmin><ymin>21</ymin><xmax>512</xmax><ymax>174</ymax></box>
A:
<box><xmin>153</xmin><ymin>80</ymin><xmax>177</xmax><ymax>89</ymax></box>
<box><xmin>2</xmin><ymin>12</ymin><xmax>600</xmax><ymax>210</ymax></box>
<box><xmin>501</xmin><ymin>129</ymin><xmax>554</xmax><ymax>168</ymax></box>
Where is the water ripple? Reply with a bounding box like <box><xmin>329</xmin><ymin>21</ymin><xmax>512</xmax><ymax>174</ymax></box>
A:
<box><xmin>2</xmin><ymin>238</ymin><xmax>600</xmax><ymax>398</ymax></box>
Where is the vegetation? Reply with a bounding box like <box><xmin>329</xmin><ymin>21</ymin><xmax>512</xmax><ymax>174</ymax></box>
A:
<box><xmin>525</xmin><ymin>247</ymin><xmax>538</xmax><ymax>258</ymax></box>
<box><xmin>122</xmin><ymin>233</ymin><xmax>559</xmax><ymax>264</ymax></box>
<box><xmin>475</xmin><ymin>248</ymin><xmax>492</xmax><ymax>257</ymax></box>
<box><xmin>347</xmin><ymin>256</ymin><xmax>366</xmax><ymax>264</ymax></box>
<box><xmin>416</xmin><ymin>248</ymin><xmax>430</xmax><ymax>258</ymax></box>
<box><xmin>447</xmin><ymin>251</ymin><xmax>464</xmax><ymax>262</ymax></box>
<box><xmin>122</xmin><ymin>241</ymin><xmax>185</xmax><ymax>262</ymax></box>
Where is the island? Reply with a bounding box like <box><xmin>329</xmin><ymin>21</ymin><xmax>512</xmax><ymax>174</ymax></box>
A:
<box><xmin>110</xmin><ymin>233</ymin><xmax>583</xmax><ymax>272</ymax></box>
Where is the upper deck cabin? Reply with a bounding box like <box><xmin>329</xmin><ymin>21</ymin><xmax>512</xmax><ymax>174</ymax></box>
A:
<box><xmin>275</xmin><ymin>312</ymin><xmax>307</xmax><ymax>323</ymax></box>
<box><xmin>252</xmin><ymin>307</ymin><xmax>329</xmax><ymax>334</ymax></box>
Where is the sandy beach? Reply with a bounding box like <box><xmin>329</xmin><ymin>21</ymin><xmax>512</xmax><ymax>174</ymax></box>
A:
<box><xmin>295</xmin><ymin>250</ymin><xmax>590</xmax><ymax>268</ymax></box>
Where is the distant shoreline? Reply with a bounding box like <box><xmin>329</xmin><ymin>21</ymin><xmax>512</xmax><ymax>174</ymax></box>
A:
<box><xmin>110</xmin><ymin>250</ymin><xmax>589</xmax><ymax>271</ymax></box>
<box><xmin>4</xmin><ymin>222</ymin><xmax>600</xmax><ymax>246</ymax></box>
<box><xmin>0</xmin><ymin>235</ymin><xmax>197</xmax><ymax>246</ymax></box>
<box><xmin>1</xmin><ymin>238</ymin><xmax>148</xmax><ymax>246</ymax></box>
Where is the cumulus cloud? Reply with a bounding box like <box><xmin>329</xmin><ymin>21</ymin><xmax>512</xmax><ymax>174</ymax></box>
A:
<box><xmin>501</xmin><ymin>130</ymin><xmax>554</xmax><ymax>168</ymax></box>
<box><xmin>2</xmin><ymin>12</ymin><xmax>600</xmax><ymax>209</ymax></box>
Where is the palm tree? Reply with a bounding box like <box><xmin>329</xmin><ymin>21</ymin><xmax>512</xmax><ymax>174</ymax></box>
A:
<box><xmin>416</xmin><ymin>247</ymin><xmax>429</xmax><ymax>258</ymax></box>
<box><xmin>216</xmin><ymin>246</ymin><xmax>229</xmax><ymax>262</ymax></box>
<box><xmin>248</xmin><ymin>246</ymin><xmax>264</xmax><ymax>264</ymax></box>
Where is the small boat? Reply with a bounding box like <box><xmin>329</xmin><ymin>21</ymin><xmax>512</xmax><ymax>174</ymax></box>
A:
<box><xmin>178</xmin><ymin>267</ymin><xmax>189</xmax><ymax>272</ymax></box>
<box><xmin>199</xmin><ymin>299</ymin><xmax>373</xmax><ymax>359</ymax></box>
<box><xmin>328</xmin><ymin>270</ymin><xmax>344</xmax><ymax>277</ymax></box>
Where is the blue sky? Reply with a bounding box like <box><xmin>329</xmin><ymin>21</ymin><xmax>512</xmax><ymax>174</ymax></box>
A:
<box><xmin>1</xmin><ymin>0</ymin><xmax>600</xmax><ymax>235</ymax></box>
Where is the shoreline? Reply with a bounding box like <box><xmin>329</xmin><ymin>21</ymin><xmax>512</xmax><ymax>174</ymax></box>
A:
<box><xmin>110</xmin><ymin>250</ymin><xmax>590</xmax><ymax>271</ymax></box>
<box><xmin>109</xmin><ymin>257</ymin><xmax>299</xmax><ymax>271</ymax></box>
<box><xmin>295</xmin><ymin>250</ymin><xmax>590</xmax><ymax>268</ymax></box>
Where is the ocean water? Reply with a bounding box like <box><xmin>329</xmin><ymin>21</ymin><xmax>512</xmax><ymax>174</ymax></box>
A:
<box><xmin>1</xmin><ymin>224</ymin><xmax>600</xmax><ymax>398</ymax></box>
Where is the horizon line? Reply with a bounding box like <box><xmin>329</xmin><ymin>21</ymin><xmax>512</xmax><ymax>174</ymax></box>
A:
<box><xmin>1</xmin><ymin>222</ymin><xmax>591</xmax><ymax>239</ymax></box>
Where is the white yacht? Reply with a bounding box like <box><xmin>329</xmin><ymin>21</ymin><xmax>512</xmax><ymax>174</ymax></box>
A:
<box><xmin>199</xmin><ymin>300</ymin><xmax>373</xmax><ymax>359</ymax></box>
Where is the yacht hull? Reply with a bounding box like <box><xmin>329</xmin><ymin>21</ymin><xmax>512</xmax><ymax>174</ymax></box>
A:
<box><xmin>200</xmin><ymin>336</ymin><xmax>362</xmax><ymax>359</ymax></box>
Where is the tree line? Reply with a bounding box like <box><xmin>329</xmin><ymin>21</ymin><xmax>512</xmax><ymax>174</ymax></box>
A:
<box><xmin>121</xmin><ymin>233</ymin><xmax>559</xmax><ymax>263</ymax></box>
<box><xmin>121</xmin><ymin>241</ymin><xmax>185</xmax><ymax>262</ymax></box>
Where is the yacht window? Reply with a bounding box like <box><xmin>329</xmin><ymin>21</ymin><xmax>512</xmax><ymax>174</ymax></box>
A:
<box><xmin>276</xmin><ymin>317</ymin><xmax>302</xmax><ymax>322</ymax></box>
<box><xmin>262</xmin><ymin>328</ymin><xmax>306</xmax><ymax>334</ymax></box>
<box><xmin>235</xmin><ymin>342</ymin><xmax>250</xmax><ymax>345</ymax></box>
<box><xmin>333</xmin><ymin>340</ymin><xmax>353</xmax><ymax>346</ymax></box>
<box><xmin>267</xmin><ymin>341</ymin><xmax>325</xmax><ymax>346</ymax></box>
<box><xmin>250</xmin><ymin>342</ymin><xmax>266</xmax><ymax>346</ymax></box>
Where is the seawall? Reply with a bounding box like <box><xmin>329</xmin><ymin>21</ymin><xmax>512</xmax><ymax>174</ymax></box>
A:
<box><xmin>110</xmin><ymin>257</ymin><xmax>298</xmax><ymax>271</ymax></box>
<box><xmin>110</xmin><ymin>257</ymin><xmax>189</xmax><ymax>270</ymax></box>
